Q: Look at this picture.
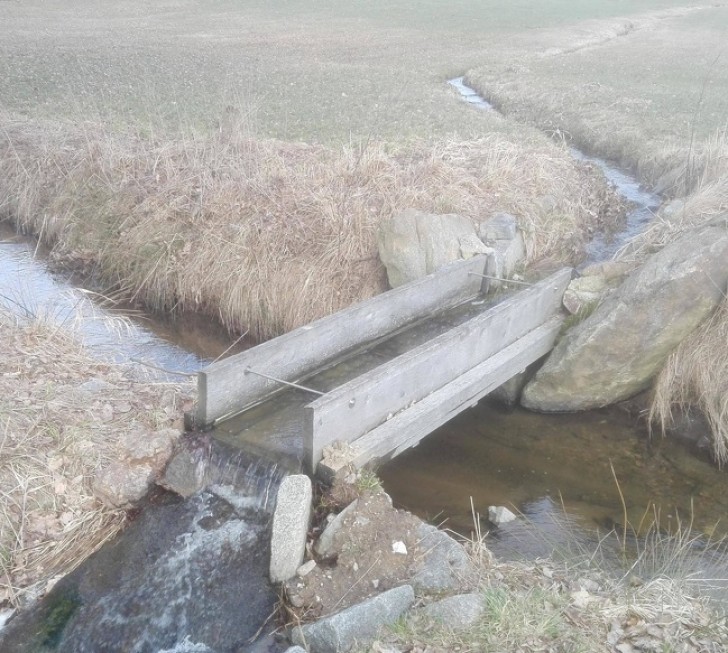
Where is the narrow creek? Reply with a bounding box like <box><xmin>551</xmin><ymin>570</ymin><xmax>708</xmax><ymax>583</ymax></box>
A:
<box><xmin>1</xmin><ymin>79</ymin><xmax>725</xmax><ymax>649</ymax></box>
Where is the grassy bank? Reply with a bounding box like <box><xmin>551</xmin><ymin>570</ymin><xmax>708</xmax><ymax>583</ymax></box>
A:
<box><xmin>0</xmin><ymin>117</ymin><xmax>619</xmax><ymax>341</ymax></box>
<box><xmin>464</xmin><ymin>4</ymin><xmax>728</xmax><ymax>462</ymax></box>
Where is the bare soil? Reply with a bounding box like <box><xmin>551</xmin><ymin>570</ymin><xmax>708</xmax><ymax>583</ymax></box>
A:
<box><xmin>285</xmin><ymin>491</ymin><xmax>423</xmax><ymax>620</ymax></box>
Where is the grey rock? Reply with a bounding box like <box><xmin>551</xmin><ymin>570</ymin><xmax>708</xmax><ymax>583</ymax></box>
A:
<box><xmin>419</xmin><ymin>593</ymin><xmax>484</xmax><ymax>629</ymax></box>
<box><xmin>159</xmin><ymin>447</ymin><xmax>208</xmax><ymax>498</ymax></box>
<box><xmin>93</xmin><ymin>461</ymin><xmax>155</xmax><ymax>508</ymax></box>
<box><xmin>522</xmin><ymin>215</ymin><xmax>728</xmax><ymax>411</ymax></box>
<box><xmin>378</xmin><ymin>209</ymin><xmax>478</xmax><ymax>287</ymax></box>
<box><xmin>297</xmin><ymin>559</ymin><xmax>317</xmax><ymax>577</ymax></box>
<box><xmin>270</xmin><ymin>475</ymin><xmax>312</xmax><ymax>583</ymax></box>
<box><xmin>315</xmin><ymin>500</ymin><xmax>358</xmax><ymax>558</ymax></box>
<box><xmin>291</xmin><ymin>585</ymin><xmax>415</xmax><ymax>653</ymax></box>
<box><xmin>488</xmin><ymin>505</ymin><xmax>517</xmax><ymax>525</ymax></box>
<box><xmin>118</xmin><ymin>427</ymin><xmax>177</xmax><ymax>472</ymax></box>
<box><xmin>459</xmin><ymin>234</ymin><xmax>492</xmax><ymax>259</ymax></box>
<box><xmin>479</xmin><ymin>212</ymin><xmax>518</xmax><ymax>242</ymax></box>
<box><xmin>410</xmin><ymin>523</ymin><xmax>476</xmax><ymax>593</ymax></box>
<box><xmin>561</xmin><ymin>275</ymin><xmax>608</xmax><ymax>315</ymax></box>
<box><xmin>283</xmin><ymin>648</ymin><xmax>307</xmax><ymax>653</ymax></box>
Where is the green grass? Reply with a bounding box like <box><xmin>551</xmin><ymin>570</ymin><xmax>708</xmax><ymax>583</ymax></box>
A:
<box><xmin>468</xmin><ymin>6</ymin><xmax>728</xmax><ymax>190</ymax></box>
<box><xmin>0</xmin><ymin>0</ymin><xmax>718</xmax><ymax>144</ymax></box>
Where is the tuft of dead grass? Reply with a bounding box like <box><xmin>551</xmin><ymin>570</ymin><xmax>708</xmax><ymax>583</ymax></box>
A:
<box><xmin>0</xmin><ymin>113</ymin><xmax>621</xmax><ymax>342</ymax></box>
<box><xmin>0</xmin><ymin>306</ymin><xmax>190</xmax><ymax>608</ymax></box>
<box><xmin>650</xmin><ymin>295</ymin><xmax>728</xmax><ymax>466</ymax></box>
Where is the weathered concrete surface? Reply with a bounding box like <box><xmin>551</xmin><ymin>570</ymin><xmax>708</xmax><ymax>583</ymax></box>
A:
<box><xmin>410</xmin><ymin>523</ymin><xmax>477</xmax><ymax>593</ymax></box>
<box><xmin>419</xmin><ymin>593</ymin><xmax>485</xmax><ymax>629</ymax></box>
<box><xmin>378</xmin><ymin>209</ymin><xmax>480</xmax><ymax>287</ymax></box>
<box><xmin>270</xmin><ymin>475</ymin><xmax>313</xmax><ymax>583</ymax></box>
<box><xmin>522</xmin><ymin>215</ymin><xmax>728</xmax><ymax>411</ymax></box>
<box><xmin>291</xmin><ymin>585</ymin><xmax>415</xmax><ymax>653</ymax></box>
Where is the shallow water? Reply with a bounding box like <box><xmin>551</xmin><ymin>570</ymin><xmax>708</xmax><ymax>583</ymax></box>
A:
<box><xmin>380</xmin><ymin>400</ymin><xmax>728</xmax><ymax>559</ymax></box>
<box><xmin>448</xmin><ymin>77</ymin><xmax>662</xmax><ymax>265</ymax></box>
<box><xmin>0</xmin><ymin>223</ymin><xmax>241</xmax><ymax>380</ymax></box>
<box><xmin>369</xmin><ymin>78</ymin><xmax>728</xmax><ymax>560</ymax></box>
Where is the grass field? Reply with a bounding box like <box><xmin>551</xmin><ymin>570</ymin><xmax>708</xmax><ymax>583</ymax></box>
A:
<box><xmin>1</xmin><ymin>0</ymin><xmax>721</xmax><ymax>143</ymax></box>
<box><xmin>2</xmin><ymin>2</ymin><xmax>727</xmax><ymax>423</ymax></box>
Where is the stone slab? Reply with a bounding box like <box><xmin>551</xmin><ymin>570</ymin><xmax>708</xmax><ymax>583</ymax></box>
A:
<box><xmin>270</xmin><ymin>475</ymin><xmax>313</xmax><ymax>583</ymax></box>
<box><xmin>291</xmin><ymin>585</ymin><xmax>415</xmax><ymax>653</ymax></box>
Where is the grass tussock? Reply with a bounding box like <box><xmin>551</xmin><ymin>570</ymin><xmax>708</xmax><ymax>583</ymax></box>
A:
<box><xmin>0</xmin><ymin>306</ymin><xmax>190</xmax><ymax>607</ymax></box>
<box><xmin>651</xmin><ymin>296</ymin><xmax>728</xmax><ymax>466</ymax></box>
<box><xmin>0</xmin><ymin>114</ymin><xmax>620</xmax><ymax>341</ymax></box>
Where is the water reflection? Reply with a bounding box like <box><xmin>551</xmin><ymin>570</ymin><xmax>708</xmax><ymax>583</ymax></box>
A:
<box><xmin>380</xmin><ymin>400</ymin><xmax>728</xmax><ymax>559</ymax></box>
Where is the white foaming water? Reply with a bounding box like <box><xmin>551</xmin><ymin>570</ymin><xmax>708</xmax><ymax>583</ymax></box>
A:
<box><xmin>77</xmin><ymin>492</ymin><xmax>258</xmax><ymax>652</ymax></box>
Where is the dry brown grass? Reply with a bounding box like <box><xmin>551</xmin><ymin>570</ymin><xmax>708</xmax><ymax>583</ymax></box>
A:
<box><xmin>0</xmin><ymin>310</ymin><xmax>124</xmax><ymax>607</ymax></box>
<box><xmin>651</xmin><ymin>296</ymin><xmax>728</xmax><ymax>466</ymax></box>
<box><xmin>0</xmin><ymin>306</ymin><xmax>190</xmax><ymax>608</ymax></box>
<box><xmin>0</xmin><ymin>115</ymin><xmax>620</xmax><ymax>341</ymax></box>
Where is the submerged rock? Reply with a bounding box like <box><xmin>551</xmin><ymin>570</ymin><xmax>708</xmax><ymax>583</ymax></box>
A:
<box><xmin>522</xmin><ymin>215</ymin><xmax>728</xmax><ymax>411</ymax></box>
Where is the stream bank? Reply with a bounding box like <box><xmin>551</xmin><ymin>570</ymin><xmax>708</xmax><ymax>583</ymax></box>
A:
<box><xmin>1</xmin><ymin>77</ymin><xmax>725</xmax><ymax>650</ymax></box>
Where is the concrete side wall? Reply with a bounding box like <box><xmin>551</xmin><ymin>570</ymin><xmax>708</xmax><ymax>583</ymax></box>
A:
<box><xmin>196</xmin><ymin>255</ymin><xmax>489</xmax><ymax>425</ymax></box>
<box><xmin>305</xmin><ymin>268</ymin><xmax>572</xmax><ymax>471</ymax></box>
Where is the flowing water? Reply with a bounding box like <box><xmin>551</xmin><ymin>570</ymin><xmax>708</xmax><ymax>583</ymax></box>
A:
<box><xmin>1</xmin><ymin>79</ymin><xmax>725</xmax><ymax>648</ymax></box>
<box><xmin>374</xmin><ymin>78</ymin><xmax>727</xmax><ymax>560</ymax></box>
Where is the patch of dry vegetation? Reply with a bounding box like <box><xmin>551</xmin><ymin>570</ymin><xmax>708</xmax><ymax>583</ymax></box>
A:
<box><xmin>0</xmin><ymin>307</ymin><xmax>190</xmax><ymax>608</ymax></box>
<box><xmin>651</xmin><ymin>296</ymin><xmax>728</xmax><ymax>466</ymax></box>
<box><xmin>380</xmin><ymin>516</ymin><xmax>728</xmax><ymax>653</ymax></box>
<box><xmin>0</xmin><ymin>115</ymin><xmax>619</xmax><ymax>341</ymax></box>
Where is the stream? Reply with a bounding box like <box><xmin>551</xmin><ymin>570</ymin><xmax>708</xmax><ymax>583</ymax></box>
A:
<box><xmin>1</xmin><ymin>79</ymin><xmax>725</xmax><ymax>650</ymax></box>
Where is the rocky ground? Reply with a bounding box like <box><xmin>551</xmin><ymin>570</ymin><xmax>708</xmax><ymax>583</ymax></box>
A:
<box><xmin>279</xmin><ymin>475</ymin><xmax>728</xmax><ymax>653</ymax></box>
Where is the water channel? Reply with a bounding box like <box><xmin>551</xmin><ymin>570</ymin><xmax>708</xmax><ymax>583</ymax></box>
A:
<box><xmin>1</xmin><ymin>79</ymin><xmax>726</xmax><ymax>650</ymax></box>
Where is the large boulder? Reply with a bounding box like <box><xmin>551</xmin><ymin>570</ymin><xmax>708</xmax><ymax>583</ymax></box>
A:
<box><xmin>378</xmin><ymin>209</ymin><xmax>487</xmax><ymax>287</ymax></box>
<box><xmin>522</xmin><ymin>215</ymin><xmax>728</xmax><ymax>411</ymax></box>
